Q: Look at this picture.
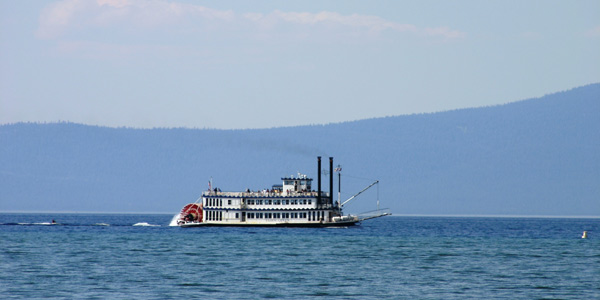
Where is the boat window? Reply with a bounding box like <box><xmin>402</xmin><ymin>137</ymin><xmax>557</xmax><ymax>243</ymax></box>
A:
<box><xmin>235</xmin><ymin>213</ymin><xmax>239</xmax><ymax>219</ymax></box>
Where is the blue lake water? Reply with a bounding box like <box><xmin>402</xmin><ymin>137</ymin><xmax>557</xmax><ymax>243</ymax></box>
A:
<box><xmin>1</xmin><ymin>214</ymin><xmax>599</xmax><ymax>299</ymax></box>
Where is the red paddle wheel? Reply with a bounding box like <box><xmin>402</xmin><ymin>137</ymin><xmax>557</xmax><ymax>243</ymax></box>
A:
<box><xmin>179</xmin><ymin>203</ymin><xmax>203</xmax><ymax>223</ymax></box>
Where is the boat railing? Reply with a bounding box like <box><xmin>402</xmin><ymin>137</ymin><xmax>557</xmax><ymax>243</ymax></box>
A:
<box><xmin>202</xmin><ymin>190</ymin><xmax>325</xmax><ymax>198</ymax></box>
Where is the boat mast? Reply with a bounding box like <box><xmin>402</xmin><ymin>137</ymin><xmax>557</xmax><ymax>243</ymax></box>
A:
<box><xmin>317</xmin><ymin>157</ymin><xmax>321</xmax><ymax>206</ymax></box>
<box><xmin>329</xmin><ymin>157</ymin><xmax>334</xmax><ymax>208</ymax></box>
<box><xmin>336</xmin><ymin>165</ymin><xmax>342</xmax><ymax>210</ymax></box>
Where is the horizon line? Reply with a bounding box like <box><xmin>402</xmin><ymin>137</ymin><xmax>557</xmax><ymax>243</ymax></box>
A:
<box><xmin>1</xmin><ymin>211</ymin><xmax>598</xmax><ymax>219</ymax></box>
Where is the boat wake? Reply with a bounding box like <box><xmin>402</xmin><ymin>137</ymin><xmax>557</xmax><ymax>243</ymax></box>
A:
<box><xmin>168</xmin><ymin>214</ymin><xmax>181</xmax><ymax>227</ymax></box>
<box><xmin>132</xmin><ymin>222</ymin><xmax>160</xmax><ymax>227</ymax></box>
<box><xmin>12</xmin><ymin>222</ymin><xmax>59</xmax><ymax>226</ymax></box>
<box><xmin>0</xmin><ymin>222</ymin><xmax>161</xmax><ymax>227</ymax></box>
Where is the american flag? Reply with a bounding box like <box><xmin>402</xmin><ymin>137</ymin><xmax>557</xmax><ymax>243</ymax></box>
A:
<box><xmin>334</xmin><ymin>165</ymin><xmax>342</xmax><ymax>172</ymax></box>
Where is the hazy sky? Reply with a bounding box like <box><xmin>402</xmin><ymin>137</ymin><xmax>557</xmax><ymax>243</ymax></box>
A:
<box><xmin>1</xmin><ymin>0</ymin><xmax>599</xmax><ymax>129</ymax></box>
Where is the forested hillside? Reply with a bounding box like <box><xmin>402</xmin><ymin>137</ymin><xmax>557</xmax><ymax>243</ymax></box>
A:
<box><xmin>1</xmin><ymin>84</ymin><xmax>599</xmax><ymax>215</ymax></box>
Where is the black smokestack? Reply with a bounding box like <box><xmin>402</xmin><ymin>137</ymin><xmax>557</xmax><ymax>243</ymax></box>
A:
<box><xmin>329</xmin><ymin>157</ymin><xmax>333</xmax><ymax>205</ymax></box>
<box><xmin>317</xmin><ymin>156</ymin><xmax>321</xmax><ymax>205</ymax></box>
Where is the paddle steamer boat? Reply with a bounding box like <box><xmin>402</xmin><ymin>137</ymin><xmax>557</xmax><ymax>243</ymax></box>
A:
<box><xmin>174</xmin><ymin>157</ymin><xmax>389</xmax><ymax>227</ymax></box>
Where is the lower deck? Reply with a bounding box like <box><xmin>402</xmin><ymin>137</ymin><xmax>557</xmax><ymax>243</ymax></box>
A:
<box><xmin>203</xmin><ymin>209</ymin><xmax>336</xmax><ymax>223</ymax></box>
<box><xmin>179</xmin><ymin>219</ymin><xmax>359</xmax><ymax>228</ymax></box>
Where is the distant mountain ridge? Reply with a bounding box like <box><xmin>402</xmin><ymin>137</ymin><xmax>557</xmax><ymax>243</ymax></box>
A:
<box><xmin>1</xmin><ymin>84</ymin><xmax>599</xmax><ymax>215</ymax></box>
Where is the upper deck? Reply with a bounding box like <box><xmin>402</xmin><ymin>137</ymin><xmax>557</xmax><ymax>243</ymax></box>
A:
<box><xmin>202</xmin><ymin>190</ymin><xmax>326</xmax><ymax>199</ymax></box>
<box><xmin>203</xmin><ymin>172</ymin><xmax>324</xmax><ymax>199</ymax></box>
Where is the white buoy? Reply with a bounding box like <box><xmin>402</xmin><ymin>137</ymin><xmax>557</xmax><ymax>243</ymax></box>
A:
<box><xmin>582</xmin><ymin>231</ymin><xmax>588</xmax><ymax>239</ymax></box>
